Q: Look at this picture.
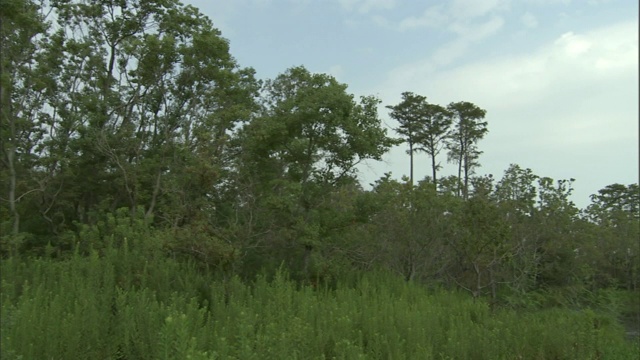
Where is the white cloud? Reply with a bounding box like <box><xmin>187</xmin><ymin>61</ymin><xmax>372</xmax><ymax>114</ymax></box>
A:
<box><xmin>369</xmin><ymin>21</ymin><xmax>638</xmax><ymax>206</ymax></box>
<box><xmin>410</xmin><ymin>16</ymin><xmax>506</xmax><ymax>67</ymax></box>
<box><xmin>397</xmin><ymin>0</ymin><xmax>507</xmax><ymax>32</ymax></box>
<box><xmin>555</xmin><ymin>31</ymin><xmax>592</xmax><ymax>56</ymax></box>
<box><xmin>381</xmin><ymin>21</ymin><xmax>637</xmax><ymax>113</ymax></box>
<box><xmin>394</xmin><ymin>8</ymin><xmax>505</xmax><ymax>67</ymax></box>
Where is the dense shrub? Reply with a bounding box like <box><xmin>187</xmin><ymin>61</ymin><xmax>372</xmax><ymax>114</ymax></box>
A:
<box><xmin>1</xmin><ymin>243</ymin><xmax>637</xmax><ymax>359</ymax></box>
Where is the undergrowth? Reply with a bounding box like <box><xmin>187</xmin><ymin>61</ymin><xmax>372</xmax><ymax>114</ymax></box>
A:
<box><xmin>1</xmin><ymin>237</ymin><xmax>637</xmax><ymax>359</ymax></box>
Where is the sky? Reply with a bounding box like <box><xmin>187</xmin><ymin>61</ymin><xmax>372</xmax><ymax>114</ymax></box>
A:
<box><xmin>186</xmin><ymin>0</ymin><xmax>638</xmax><ymax>209</ymax></box>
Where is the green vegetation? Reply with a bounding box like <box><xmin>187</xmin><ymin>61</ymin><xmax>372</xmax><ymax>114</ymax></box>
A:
<box><xmin>1</xmin><ymin>0</ymin><xmax>638</xmax><ymax>358</ymax></box>
<box><xmin>2</xmin><ymin>239</ymin><xmax>637</xmax><ymax>359</ymax></box>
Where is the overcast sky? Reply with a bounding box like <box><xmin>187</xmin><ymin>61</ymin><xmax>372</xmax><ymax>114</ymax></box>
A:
<box><xmin>186</xmin><ymin>0</ymin><xmax>638</xmax><ymax>209</ymax></box>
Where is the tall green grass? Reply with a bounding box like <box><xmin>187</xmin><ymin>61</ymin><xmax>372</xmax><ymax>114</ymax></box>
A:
<box><xmin>1</xmin><ymin>243</ymin><xmax>637</xmax><ymax>359</ymax></box>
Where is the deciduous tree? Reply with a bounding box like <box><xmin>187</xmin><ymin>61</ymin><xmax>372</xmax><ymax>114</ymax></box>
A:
<box><xmin>0</xmin><ymin>0</ymin><xmax>50</xmax><ymax>248</ymax></box>
<box><xmin>238</xmin><ymin>66</ymin><xmax>395</xmax><ymax>277</ymax></box>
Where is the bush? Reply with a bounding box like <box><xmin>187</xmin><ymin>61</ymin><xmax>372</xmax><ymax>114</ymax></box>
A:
<box><xmin>2</xmin><ymin>242</ymin><xmax>637</xmax><ymax>359</ymax></box>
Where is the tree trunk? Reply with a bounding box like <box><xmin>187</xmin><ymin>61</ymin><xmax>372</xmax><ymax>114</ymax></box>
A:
<box><xmin>7</xmin><ymin>144</ymin><xmax>19</xmax><ymax>236</ymax></box>
<box><xmin>431</xmin><ymin>153</ymin><xmax>437</xmax><ymax>190</ymax></box>
<box><xmin>409</xmin><ymin>142</ymin><xmax>414</xmax><ymax>186</ymax></box>
<box><xmin>457</xmin><ymin>146</ymin><xmax>463</xmax><ymax>198</ymax></box>
<box><xmin>145</xmin><ymin>169</ymin><xmax>162</xmax><ymax>221</ymax></box>
<box><xmin>489</xmin><ymin>268</ymin><xmax>497</xmax><ymax>301</ymax></box>
<box><xmin>463</xmin><ymin>152</ymin><xmax>470</xmax><ymax>200</ymax></box>
<box><xmin>473</xmin><ymin>262</ymin><xmax>482</xmax><ymax>300</ymax></box>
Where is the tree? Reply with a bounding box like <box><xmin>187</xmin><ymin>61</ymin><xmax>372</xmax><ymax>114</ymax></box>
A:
<box><xmin>1</xmin><ymin>0</ymin><xmax>260</xmax><ymax>256</ymax></box>
<box><xmin>446</xmin><ymin>101</ymin><xmax>488</xmax><ymax>200</ymax></box>
<box><xmin>447</xmin><ymin>192</ymin><xmax>511</xmax><ymax>300</ymax></box>
<box><xmin>587</xmin><ymin>183</ymin><xmax>639</xmax><ymax>226</ymax></box>
<box><xmin>586</xmin><ymin>184</ymin><xmax>640</xmax><ymax>289</ymax></box>
<box><xmin>49</xmin><ymin>0</ymin><xmax>258</xmax><ymax>224</ymax></box>
<box><xmin>534</xmin><ymin>177</ymin><xmax>582</xmax><ymax>288</ymax></box>
<box><xmin>494</xmin><ymin>164</ymin><xmax>539</xmax><ymax>218</ymax></box>
<box><xmin>386</xmin><ymin>92</ymin><xmax>425</xmax><ymax>186</ymax></box>
<box><xmin>387</xmin><ymin>92</ymin><xmax>452</xmax><ymax>188</ymax></box>
<box><xmin>417</xmin><ymin>103</ymin><xmax>452</xmax><ymax>189</ymax></box>
<box><xmin>0</xmin><ymin>0</ymin><xmax>50</xmax><ymax>249</ymax></box>
<box><xmin>360</xmin><ymin>175</ymin><xmax>457</xmax><ymax>282</ymax></box>
<box><xmin>237</xmin><ymin>66</ymin><xmax>395</xmax><ymax>277</ymax></box>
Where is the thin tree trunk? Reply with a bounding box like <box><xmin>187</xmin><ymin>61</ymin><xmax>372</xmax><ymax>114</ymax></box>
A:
<box><xmin>431</xmin><ymin>153</ymin><xmax>437</xmax><ymax>190</ymax></box>
<box><xmin>7</xmin><ymin>136</ymin><xmax>19</xmax><ymax>236</ymax></box>
<box><xmin>145</xmin><ymin>169</ymin><xmax>162</xmax><ymax>220</ymax></box>
<box><xmin>489</xmin><ymin>268</ymin><xmax>497</xmax><ymax>301</ymax></box>
<box><xmin>463</xmin><ymin>153</ymin><xmax>470</xmax><ymax>200</ymax></box>
<box><xmin>457</xmin><ymin>148</ymin><xmax>463</xmax><ymax>198</ymax></box>
<box><xmin>474</xmin><ymin>262</ymin><xmax>482</xmax><ymax>300</ymax></box>
<box><xmin>409</xmin><ymin>143</ymin><xmax>414</xmax><ymax>186</ymax></box>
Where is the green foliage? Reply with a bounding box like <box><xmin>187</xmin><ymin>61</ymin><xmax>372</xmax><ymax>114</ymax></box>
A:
<box><xmin>1</xmin><ymin>0</ymin><xmax>260</xmax><ymax>242</ymax></box>
<box><xmin>2</xmin><ymin>244</ymin><xmax>636</xmax><ymax>359</ymax></box>
<box><xmin>584</xmin><ymin>183</ymin><xmax>640</xmax><ymax>290</ymax></box>
<box><xmin>387</xmin><ymin>92</ymin><xmax>452</xmax><ymax>186</ymax></box>
<box><xmin>243</xmin><ymin>65</ymin><xmax>394</xmax><ymax>187</ymax></box>
<box><xmin>494</xmin><ymin>164</ymin><xmax>539</xmax><ymax>217</ymax></box>
<box><xmin>360</xmin><ymin>176</ymin><xmax>461</xmax><ymax>282</ymax></box>
<box><xmin>233</xmin><ymin>65</ymin><xmax>395</xmax><ymax>279</ymax></box>
<box><xmin>2</xmin><ymin>0</ymin><xmax>639</xmax><ymax>355</ymax></box>
<box><xmin>446</xmin><ymin>101</ymin><xmax>488</xmax><ymax>199</ymax></box>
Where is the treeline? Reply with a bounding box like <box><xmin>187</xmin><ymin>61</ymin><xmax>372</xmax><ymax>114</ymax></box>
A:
<box><xmin>1</xmin><ymin>0</ymin><xmax>638</xmax><ymax>307</ymax></box>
